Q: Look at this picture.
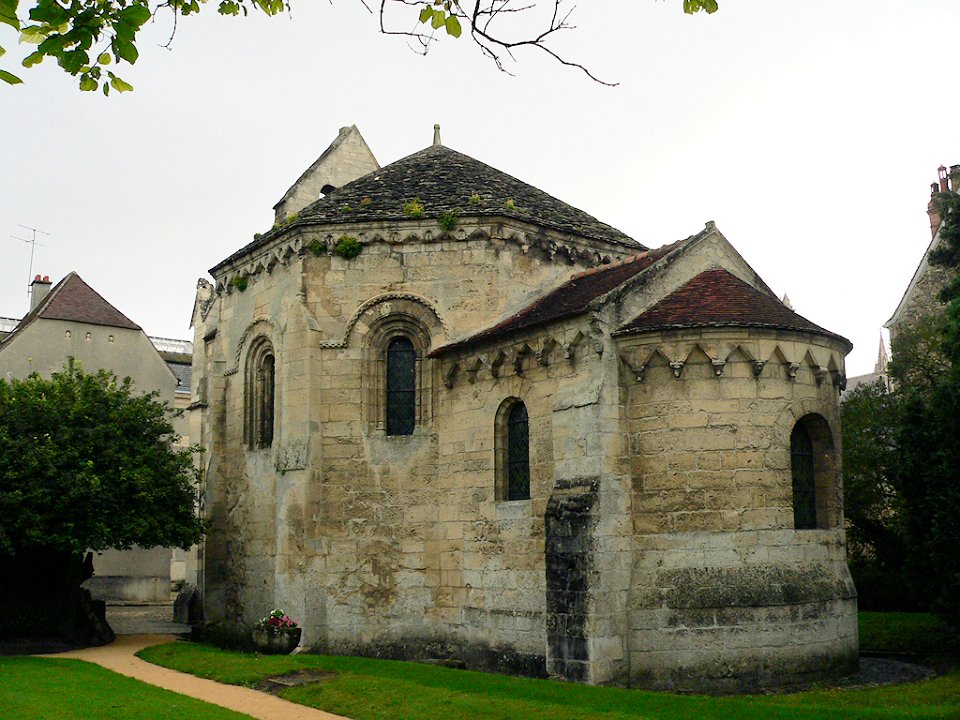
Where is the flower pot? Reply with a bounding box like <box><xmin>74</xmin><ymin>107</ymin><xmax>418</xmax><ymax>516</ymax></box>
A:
<box><xmin>252</xmin><ymin>627</ymin><xmax>302</xmax><ymax>655</ymax></box>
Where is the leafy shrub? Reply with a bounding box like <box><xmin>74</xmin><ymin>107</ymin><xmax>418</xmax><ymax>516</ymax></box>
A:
<box><xmin>437</xmin><ymin>210</ymin><xmax>459</xmax><ymax>232</ymax></box>
<box><xmin>468</xmin><ymin>193</ymin><xmax>482</xmax><ymax>206</ymax></box>
<box><xmin>307</xmin><ymin>239</ymin><xmax>326</xmax><ymax>257</ymax></box>
<box><xmin>334</xmin><ymin>235</ymin><xmax>362</xmax><ymax>260</ymax></box>
<box><xmin>504</xmin><ymin>198</ymin><xmax>517</xmax><ymax>211</ymax></box>
<box><xmin>231</xmin><ymin>275</ymin><xmax>248</xmax><ymax>292</ymax></box>
<box><xmin>402</xmin><ymin>198</ymin><xmax>425</xmax><ymax>217</ymax></box>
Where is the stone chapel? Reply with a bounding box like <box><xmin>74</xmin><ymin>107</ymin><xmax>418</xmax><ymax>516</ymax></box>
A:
<box><xmin>190</xmin><ymin>125</ymin><xmax>858</xmax><ymax>691</ymax></box>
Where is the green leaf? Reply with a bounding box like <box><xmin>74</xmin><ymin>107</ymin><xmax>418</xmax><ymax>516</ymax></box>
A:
<box><xmin>79</xmin><ymin>73</ymin><xmax>97</xmax><ymax>91</ymax></box>
<box><xmin>19</xmin><ymin>25</ymin><xmax>46</xmax><ymax>44</ymax></box>
<box><xmin>21</xmin><ymin>50</ymin><xmax>43</xmax><ymax>67</ymax></box>
<box><xmin>419</xmin><ymin>6</ymin><xmax>432</xmax><ymax>24</ymax></box>
<box><xmin>114</xmin><ymin>39</ymin><xmax>138</xmax><ymax>64</ymax></box>
<box><xmin>29</xmin><ymin>0</ymin><xmax>69</xmax><ymax>26</ymax></box>
<box><xmin>0</xmin><ymin>44</ymin><xmax>5</xmax><ymax>58</ymax></box>
<box><xmin>119</xmin><ymin>4</ymin><xmax>152</xmax><ymax>28</ymax></box>
<box><xmin>0</xmin><ymin>68</ymin><xmax>22</xmax><ymax>84</ymax></box>
<box><xmin>703</xmin><ymin>0</ymin><xmax>718</xmax><ymax>12</ymax></box>
<box><xmin>431</xmin><ymin>8</ymin><xmax>445</xmax><ymax>29</ymax></box>
<box><xmin>109</xmin><ymin>75</ymin><xmax>133</xmax><ymax>92</ymax></box>
<box><xmin>98</xmin><ymin>52</ymin><xmax>111</xmax><ymax>65</ymax></box>
<box><xmin>58</xmin><ymin>48</ymin><xmax>87</xmax><ymax>74</ymax></box>
<box><xmin>444</xmin><ymin>14</ymin><xmax>461</xmax><ymax>38</ymax></box>
<box><xmin>38</xmin><ymin>34</ymin><xmax>65</xmax><ymax>55</ymax></box>
<box><xmin>0</xmin><ymin>0</ymin><xmax>19</xmax><ymax>30</ymax></box>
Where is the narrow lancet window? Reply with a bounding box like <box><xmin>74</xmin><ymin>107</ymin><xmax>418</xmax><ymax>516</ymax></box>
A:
<box><xmin>506</xmin><ymin>401</ymin><xmax>530</xmax><ymax>501</ymax></box>
<box><xmin>386</xmin><ymin>337</ymin><xmax>416</xmax><ymax>435</ymax></box>
<box><xmin>791</xmin><ymin>422</ymin><xmax>816</xmax><ymax>529</ymax></box>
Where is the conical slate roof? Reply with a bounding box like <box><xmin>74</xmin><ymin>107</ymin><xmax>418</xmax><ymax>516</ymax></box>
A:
<box><xmin>298</xmin><ymin>144</ymin><xmax>639</xmax><ymax>248</ymax></box>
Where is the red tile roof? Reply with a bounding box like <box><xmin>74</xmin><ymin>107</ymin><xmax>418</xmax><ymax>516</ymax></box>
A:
<box><xmin>37</xmin><ymin>273</ymin><xmax>140</xmax><ymax>330</ymax></box>
<box><xmin>430</xmin><ymin>237</ymin><xmax>690</xmax><ymax>356</ymax></box>
<box><xmin>615</xmin><ymin>268</ymin><xmax>852</xmax><ymax>349</ymax></box>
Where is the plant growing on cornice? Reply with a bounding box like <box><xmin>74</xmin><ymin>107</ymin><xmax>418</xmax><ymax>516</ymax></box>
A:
<box><xmin>437</xmin><ymin>210</ymin><xmax>460</xmax><ymax>233</ymax></box>
<box><xmin>341</xmin><ymin>204</ymin><xmax>354</xmax><ymax>213</ymax></box>
<box><xmin>231</xmin><ymin>275</ymin><xmax>248</xmax><ymax>292</ymax></box>
<box><xmin>307</xmin><ymin>239</ymin><xmax>326</xmax><ymax>257</ymax></box>
<box><xmin>504</xmin><ymin>198</ymin><xmax>517</xmax><ymax>211</ymax></box>
<box><xmin>333</xmin><ymin>235</ymin><xmax>362</xmax><ymax>260</ymax></box>
<box><xmin>468</xmin><ymin>193</ymin><xmax>482</xmax><ymax>206</ymax></box>
<box><xmin>402</xmin><ymin>198</ymin><xmax>425</xmax><ymax>217</ymax></box>
<box><xmin>360</xmin><ymin>197</ymin><xmax>373</xmax><ymax>207</ymax></box>
<box><xmin>253</xmin><ymin>232</ymin><xmax>263</xmax><ymax>241</ymax></box>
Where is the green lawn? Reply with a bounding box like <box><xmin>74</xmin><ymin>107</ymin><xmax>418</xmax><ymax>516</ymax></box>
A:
<box><xmin>0</xmin><ymin>656</ymin><xmax>254</xmax><ymax>720</ymax></box>
<box><xmin>138</xmin><ymin>636</ymin><xmax>960</xmax><ymax>720</ymax></box>
<box><xmin>859</xmin><ymin>611</ymin><xmax>958</xmax><ymax>656</ymax></box>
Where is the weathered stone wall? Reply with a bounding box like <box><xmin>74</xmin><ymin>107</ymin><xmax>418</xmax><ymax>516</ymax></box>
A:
<box><xmin>194</xmin><ymin>219</ymin><xmax>857</xmax><ymax>691</ymax></box>
<box><xmin>888</xmin><ymin>253</ymin><xmax>951</xmax><ymax>344</ymax></box>
<box><xmin>620</xmin><ymin>327</ymin><xmax>858</xmax><ymax>691</ymax></box>
<box><xmin>195</xmin><ymin>225</ymin><xmax>617</xmax><ymax>662</ymax></box>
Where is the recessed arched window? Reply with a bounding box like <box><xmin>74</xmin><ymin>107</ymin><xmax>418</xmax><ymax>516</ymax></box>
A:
<box><xmin>246</xmin><ymin>338</ymin><xmax>276</xmax><ymax>449</ymax></box>
<box><xmin>496</xmin><ymin>398</ymin><xmax>530</xmax><ymax>501</ymax></box>
<box><xmin>386</xmin><ymin>337</ymin><xmax>416</xmax><ymax>436</ymax></box>
<box><xmin>507</xmin><ymin>402</ymin><xmax>530</xmax><ymax>500</ymax></box>
<box><xmin>791</xmin><ymin>422</ymin><xmax>816</xmax><ymax>529</ymax></box>
<box><xmin>790</xmin><ymin>413</ymin><xmax>838</xmax><ymax>530</ymax></box>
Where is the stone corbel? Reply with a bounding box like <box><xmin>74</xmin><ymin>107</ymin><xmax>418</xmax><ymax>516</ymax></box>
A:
<box><xmin>443</xmin><ymin>363</ymin><xmax>460</xmax><ymax>389</ymax></box>
<box><xmin>813</xmin><ymin>367</ymin><xmax>827</xmax><ymax>385</ymax></box>
<box><xmin>753</xmin><ymin>360</ymin><xmax>766</xmax><ymax>377</ymax></box>
<box><xmin>669</xmin><ymin>361</ymin><xmax>685</xmax><ymax>379</ymax></box>
<box><xmin>536</xmin><ymin>339</ymin><xmax>557</xmax><ymax>367</ymax></box>
<box><xmin>830</xmin><ymin>369</ymin><xmax>847</xmax><ymax>391</ymax></box>
<box><xmin>490</xmin><ymin>351</ymin><xmax>506</xmax><ymax>378</ymax></box>
<box><xmin>787</xmin><ymin>362</ymin><xmax>800</xmax><ymax>379</ymax></box>
<box><xmin>711</xmin><ymin>359</ymin><xmax>726</xmax><ymax>377</ymax></box>
<box><xmin>466</xmin><ymin>357</ymin><xmax>483</xmax><ymax>384</ymax></box>
<box><xmin>619</xmin><ymin>355</ymin><xmax>645</xmax><ymax>383</ymax></box>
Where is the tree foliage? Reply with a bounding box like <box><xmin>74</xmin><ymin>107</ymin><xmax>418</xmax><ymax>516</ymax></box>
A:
<box><xmin>0</xmin><ymin>359</ymin><xmax>204</xmax><ymax>559</ymax></box>
<box><xmin>1</xmin><ymin>0</ymin><xmax>719</xmax><ymax>91</ymax></box>
<box><xmin>842</xmin><ymin>190</ymin><xmax>960</xmax><ymax>622</ymax></box>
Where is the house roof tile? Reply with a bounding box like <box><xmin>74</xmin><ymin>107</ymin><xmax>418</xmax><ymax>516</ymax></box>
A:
<box><xmin>38</xmin><ymin>273</ymin><xmax>141</xmax><ymax>330</ymax></box>
<box><xmin>615</xmin><ymin>268</ymin><xmax>852</xmax><ymax>349</ymax></box>
<box><xmin>431</xmin><ymin>237</ymin><xmax>689</xmax><ymax>356</ymax></box>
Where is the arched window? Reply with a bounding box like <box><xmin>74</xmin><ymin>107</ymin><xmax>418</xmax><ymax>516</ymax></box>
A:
<box><xmin>789</xmin><ymin>413</ymin><xmax>838</xmax><ymax>530</ymax></box>
<box><xmin>507</xmin><ymin>402</ymin><xmax>530</xmax><ymax>501</ymax></box>
<box><xmin>791</xmin><ymin>423</ymin><xmax>816</xmax><ymax>529</ymax></box>
<box><xmin>496</xmin><ymin>398</ymin><xmax>530</xmax><ymax>501</ymax></box>
<box><xmin>246</xmin><ymin>339</ymin><xmax>276</xmax><ymax>449</ymax></box>
<box><xmin>386</xmin><ymin>336</ymin><xmax>416</xmax><ymax>436</ymax></box>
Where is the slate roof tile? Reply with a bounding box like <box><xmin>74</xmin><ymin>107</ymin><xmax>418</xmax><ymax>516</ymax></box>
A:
<box><xmin>615</xmin><ymin>268</ymin><xmax>852</xmax><ymax>349</ymax></box>
<box><xmin>215</xmin><ymin>144</ymin><xmax>640</xmax><ymax>272</ymax></box>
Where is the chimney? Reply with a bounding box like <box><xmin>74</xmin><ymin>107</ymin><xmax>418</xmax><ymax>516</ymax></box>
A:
<box><xmin>927</xmin><ymin>165</ymin><xmax>953</xmax><ymax>239</ymax></box>
<box><xmin>30</xmin><ymin>274</ymin><xmax>52</xmax><ymax>311</ymax></box>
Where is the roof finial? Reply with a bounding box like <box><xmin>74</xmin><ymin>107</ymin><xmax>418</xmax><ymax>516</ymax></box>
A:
<box><xmin>433</xmin><ymin>124</ymin><xmax>442</xmax><ymax>147</ymax></box>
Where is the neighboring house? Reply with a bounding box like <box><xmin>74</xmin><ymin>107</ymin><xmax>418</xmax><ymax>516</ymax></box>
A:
<box><xmin>0</xmin><ymin>272</ymin><xmax>195</xmax><ymax>602</ymax></box>
<box><xmin>886</xmin><ymin>164</ymin><xmax>960</xmax><ymax>344</ymax></box>
<box><xmin>191</xmin><ymin>126</ymin><xmax>856</xmax><ymax>692</ymax></box>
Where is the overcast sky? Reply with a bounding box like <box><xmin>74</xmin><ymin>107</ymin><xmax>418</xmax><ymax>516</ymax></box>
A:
<box><xmin>3</xmin><ymin>0</ymin><xmax>959</xmax><ymax>376</ymax></box>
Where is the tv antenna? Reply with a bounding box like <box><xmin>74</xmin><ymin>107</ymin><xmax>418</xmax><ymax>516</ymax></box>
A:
<box><xmin>10</xmin><ymin>224</ymin><xmax>49</xmax><ymax>302</ymax></box>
